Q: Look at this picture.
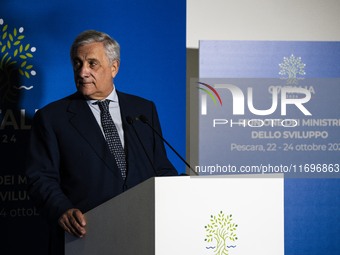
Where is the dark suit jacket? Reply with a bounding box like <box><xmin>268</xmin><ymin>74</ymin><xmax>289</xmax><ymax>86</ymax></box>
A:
<box><xmin>25</xmin><ymin>91</ymin><xmax>177</xmax><ymax>254</ymax></box>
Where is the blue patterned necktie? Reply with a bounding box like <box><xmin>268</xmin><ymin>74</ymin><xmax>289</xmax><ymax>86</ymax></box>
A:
<box><xmin>97</xmin><ymin>100</ymin><xmax>127</xmax><ymax>179</ymax></box>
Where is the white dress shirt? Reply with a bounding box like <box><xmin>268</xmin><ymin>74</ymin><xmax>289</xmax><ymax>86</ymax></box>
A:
<box><xmin>87</xmin><ymin>86</ymin><xmax>125</xmax><ymax>148</ymax></box>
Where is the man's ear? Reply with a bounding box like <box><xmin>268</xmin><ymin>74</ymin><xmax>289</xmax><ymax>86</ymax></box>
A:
<box><xmin>111</xmin><ymin>60</ymin><xmax>120</xmax><ymax>78</ymax></box>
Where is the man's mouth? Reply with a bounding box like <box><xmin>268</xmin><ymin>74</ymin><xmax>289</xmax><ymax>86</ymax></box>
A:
<box><xmin>79</xmin><ymin>81</ymin><xmax>93</xmax><ymax>86</ymax></box>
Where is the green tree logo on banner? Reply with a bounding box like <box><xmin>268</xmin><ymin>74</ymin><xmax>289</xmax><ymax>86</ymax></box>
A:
<box><xmin>0</xmin><ymin>18</ymin><xmax>36</xmax><ymax>104</ymax></box>
<box><xmin>204</xmin><ymin>211</ymin><xmax>238</xmax><ymax>255</ymax></box>
<box><xmin>279</xmin><ymin>54</ymin><xmax>306</xmax><ymax>85</ymax></box>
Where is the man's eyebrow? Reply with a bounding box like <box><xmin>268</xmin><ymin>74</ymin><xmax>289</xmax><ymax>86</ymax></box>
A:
<box><xmin>72</xmin><ymin>57</ymin><xmax>99</xmax><ymax>62</ymax></box>
<box><xmin>87</xmin><ymin>57</ymin><xmax>99</xmax><ymax>61</ymax></box>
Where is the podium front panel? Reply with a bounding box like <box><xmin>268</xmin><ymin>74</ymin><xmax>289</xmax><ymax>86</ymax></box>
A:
<box><xmin>65</xmin><ymin>175</ymin><xmax>284</xmax><ymax>255</ymax></box>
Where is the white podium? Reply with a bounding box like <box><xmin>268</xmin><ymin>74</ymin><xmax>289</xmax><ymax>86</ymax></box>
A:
<box><xmin>65</xmin><ymin>175</ymin><xmax>284</xmax><ymax>255</ymax></box>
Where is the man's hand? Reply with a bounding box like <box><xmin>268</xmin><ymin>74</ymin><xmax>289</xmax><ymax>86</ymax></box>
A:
<box><xmin>58</xmin><ymin>208</ymin><xmax>87</xmax><ymax>237</ymax></box>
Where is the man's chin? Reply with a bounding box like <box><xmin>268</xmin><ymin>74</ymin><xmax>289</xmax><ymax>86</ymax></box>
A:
<box><xmin>78</xmin><ymin>88</ymin><xmax>95</xmax><ymax>97</ymax></box>
<box><xmin>77</xmin><ymin>89</ymin><xmax>104</xmax><ymax>100</ymax></box>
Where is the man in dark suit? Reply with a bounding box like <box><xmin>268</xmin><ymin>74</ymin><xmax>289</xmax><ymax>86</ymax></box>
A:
<box><xmin>25</xmin><ymin>30</ymin><xmax>178</xmax><ymax>254</ymax></box>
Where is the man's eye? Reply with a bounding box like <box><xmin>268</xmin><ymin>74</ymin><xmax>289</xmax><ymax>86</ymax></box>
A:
<box><xmin>89</xmin><ymin>61</ymin><xmax>97</xmax><ymax>68</ymax></box>
<box><xmin>73</xmin><ymin>61</ymin><xmax>81</xmax><ymax>70</ymax></box>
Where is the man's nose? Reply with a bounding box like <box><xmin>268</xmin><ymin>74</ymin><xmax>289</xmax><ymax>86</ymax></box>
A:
<box><xmin>79</xmin><ymin>65</ymin><xmax>90</xmax><ymax>78</ymax></box>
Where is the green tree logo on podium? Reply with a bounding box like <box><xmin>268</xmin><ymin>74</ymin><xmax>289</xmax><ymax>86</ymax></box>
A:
<box><xmin>204</xmin><ymin>211</ymin><xmax>238</xmax><ymax>255</ymax></box>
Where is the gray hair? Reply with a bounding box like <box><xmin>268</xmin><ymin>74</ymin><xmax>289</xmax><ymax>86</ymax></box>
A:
<box><xmin>70</xmin><ymin>30</ymin><xmax>120</xmax><ymax>64</ymax></box>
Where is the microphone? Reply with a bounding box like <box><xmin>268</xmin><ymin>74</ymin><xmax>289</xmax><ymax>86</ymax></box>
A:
<box><xmin>137</xmin><ymin>115</ymin><xmax>197</xmax><ymax>175</ymax></box>
<box><xmin>125</xmin><ymin>116</ymin><xmax>158</xmax><ymax>176</ymax></box>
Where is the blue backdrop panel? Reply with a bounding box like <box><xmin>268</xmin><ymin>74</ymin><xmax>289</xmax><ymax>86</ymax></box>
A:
<box><xmin>199</xmin><ymin>41</ymin><xmax>340</xmax><ymax>255</ymax></box>
<box><xmin>0</xmin><ymin>0</ymin><xmax>185</xmax><ymax>254</ymax></box>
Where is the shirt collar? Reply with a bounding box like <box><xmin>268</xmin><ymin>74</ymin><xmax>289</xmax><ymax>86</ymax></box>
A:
<box><xmin>87</xmin><ymin>85</ymin><xmax>119</xmax><ymax>105</ymax></box>
<box><xmin>107</xmin><ymin>86</ymin><xmax>118</xmax><ymax>102</ymax></box>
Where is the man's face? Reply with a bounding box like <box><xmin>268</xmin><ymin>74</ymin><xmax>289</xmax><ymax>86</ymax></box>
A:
<box><xmin>72</xmin><ymin>42</ymin><xmax>119</xmax><ymax>100</ymax></box>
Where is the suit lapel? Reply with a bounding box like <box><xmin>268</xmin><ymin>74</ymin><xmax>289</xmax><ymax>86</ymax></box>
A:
<box><xmin>116</xmin><ymin>92</ymin><xmax>138</xmax><ymax>153</ymax></box>
<box><xmin>66</xmin><ymin>94</ymin><xmax>121</xmax><ymax>178</ymax></box>
<box><xmin>117</xmin><ymin>92</ymin><xmax>136</xmax><ymax>178</ymax></box>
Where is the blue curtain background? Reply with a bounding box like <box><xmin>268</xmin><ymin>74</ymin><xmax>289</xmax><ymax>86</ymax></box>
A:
<box><xmin>0</xmin><ymin>0</ymin><xmax>185</xmax><ymax>253</ymax></box>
